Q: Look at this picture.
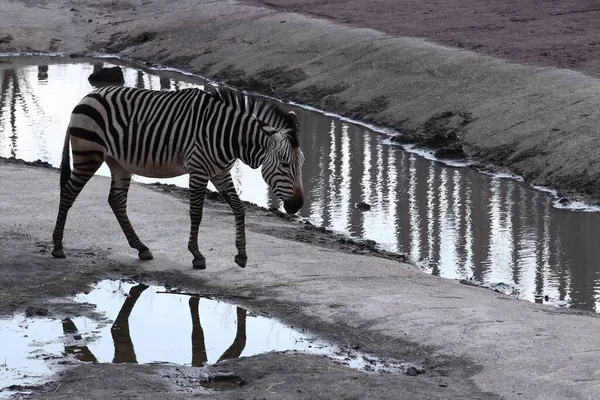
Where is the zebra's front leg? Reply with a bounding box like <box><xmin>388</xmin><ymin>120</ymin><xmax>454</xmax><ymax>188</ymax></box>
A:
<box><xmin>188</xmin><ymin>173</ymin><xmax>209</xmax><ymax>269</ymax></box>
<box><xmin>107</xmin><ymin>158</ymin><xmax>153</xmax><ymax>260</ymax></box>
<box><xmin>211</xmin><ymin>173</ymin><xmax>247</xmax><ymax>268</ymax></box>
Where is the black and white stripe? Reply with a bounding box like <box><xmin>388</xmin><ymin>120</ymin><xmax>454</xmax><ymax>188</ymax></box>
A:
<box><xmin>52</xmin><ymin>85</ymin><xmax>304</xmax><ymax>269</ymax></box>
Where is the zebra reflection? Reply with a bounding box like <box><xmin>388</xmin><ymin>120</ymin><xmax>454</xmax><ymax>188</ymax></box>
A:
<box><xmin>62</xmin><ymin>287</ymin><xmax>248</xmax><ymax>366</ymax></box>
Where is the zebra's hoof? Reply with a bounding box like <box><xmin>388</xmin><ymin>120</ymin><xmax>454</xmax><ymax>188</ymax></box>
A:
<box><xmin>138</xmin><ymin>249</ymin><xmax>154</xmax><ymax>260</ymax></box>
<box><xmin>52</xmin><ymin>248</ymin><xmax>66</xmax><ymax>258</ymax></box>
<box><xmin>234</xmin><ymin>254</ymin><xmax>247</xmax><ymax>268</ymax></box>
<box><xmin>193</xmin><ymin>258</ymin><xmax>206</xmax><ymax>270</ymax></box>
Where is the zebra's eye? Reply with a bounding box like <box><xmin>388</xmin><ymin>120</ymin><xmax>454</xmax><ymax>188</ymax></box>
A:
<box><xmin>281</xmin><ymin>162</ymin><xmax>291</xmax><ymax>168</ymax></box>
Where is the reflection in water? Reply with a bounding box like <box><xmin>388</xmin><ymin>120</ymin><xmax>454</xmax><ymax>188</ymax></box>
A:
<box><xmin>111</xmin><ymin>283</ymin><xmax>148</xmax><ymax>363</ymax></box>
<box><xmin>189</xmin><ymin>296</ymin><xmax>208</xmax><ymax>367</ymax></box>
<box><xmin>3</xmin><ymin>60</ymin><xmax>600</xmax><ymax>311</ymax></box>
<box><xmin>0</xmin><ymin>68</ymin><xmax>20</xmax><ymax>158</ymax></box>
<box><xmin>62</xmin><ymin>318</ymin><xmax>98</xmax><ymax>363</ymax></box>
<box><xmin>62</xmin><ymin>284</ymin><xmax>248</xmax><ymax>367</ymax></box>
<box><xmin>217</xmin><ymin>307</ymin><xmax>247</xmax><ymax>363</ymax></box>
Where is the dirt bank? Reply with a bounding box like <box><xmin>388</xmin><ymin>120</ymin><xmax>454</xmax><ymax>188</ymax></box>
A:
<box><xmin>245</xmin><ymin>0</ymin><xmax>600</xmax><ymax>79</ymax></box>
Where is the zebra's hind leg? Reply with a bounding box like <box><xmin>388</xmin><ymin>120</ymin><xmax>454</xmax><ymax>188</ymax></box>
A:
<box><xmin>52</xmin><ymin>151</ymin><xmax>104</xmax><ymax>258</ymax></box>
<box><xmin>106</xmin><ymin>158</ymin><xmax>153</xmax><ymax>260</ymax></box>
<box><xmin>211</xmin><ymin>173</ymin><xmax>247</xmax><ymax>268</ymax></box>
<box><xmin>188</xmin><ymin>172</ymin><xmax>209</xmax><ymax>269</ymax></box>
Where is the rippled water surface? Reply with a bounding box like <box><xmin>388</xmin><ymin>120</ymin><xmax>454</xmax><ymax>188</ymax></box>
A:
<box><xmin>2</xmin><ymin>58</ymin><xmax>600</xmax><ymax>311</ymax></box>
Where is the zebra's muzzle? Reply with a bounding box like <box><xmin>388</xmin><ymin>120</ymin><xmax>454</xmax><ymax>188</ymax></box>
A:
<box><xmin>283</xmin><ymin>193</ymin><xmax>304</xmax><ymax>214</ymax></box>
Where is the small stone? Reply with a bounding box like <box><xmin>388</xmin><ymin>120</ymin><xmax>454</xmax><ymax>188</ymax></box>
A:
<box><xmin>0</xmin><ymin>34</ymin><xmax>13</xmax><ymax>44</ymax></box>
<box><xmin>25</xmin><ymin>307</ymin><xmax>50</xmax><ymax>317</ymax></box>
<box><xmin>355</xmin><ymin>201</ymin><xmax>371</xmax><ymax>211</ymax></box>
<box><xmin>434</xmin><ymin>144</ymin><xmax>466</xmax><ymax>159</ymax></box>
<box><xmin>404</xmin><ymin>366</ymin><xmax>425</xmax><ymax>376</ymax></box>
<box><xmin>88</xmin><ymin>66</ymin><xmax>125</xmax><ymax>85</ymax></box>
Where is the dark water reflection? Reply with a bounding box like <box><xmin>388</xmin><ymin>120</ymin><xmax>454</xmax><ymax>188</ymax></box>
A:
<box><xmin>63</xmin><ymin>281</ymin><xmax>251</xmax><ymax>367</ymax></box>
<box><xmin>2</xmin><ymin>59</ymin><xmax>600</xmax><ymax>311</ymax></box>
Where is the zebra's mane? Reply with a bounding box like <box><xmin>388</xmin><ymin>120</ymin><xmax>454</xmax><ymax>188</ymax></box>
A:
<box><xmin>208</xmin><ymin>86</ymin><xmax>299</xmax><ymax>147</ymax></box>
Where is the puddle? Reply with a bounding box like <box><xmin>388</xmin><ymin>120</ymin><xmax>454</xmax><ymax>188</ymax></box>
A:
<box><xmin>0</xmin><ymin>280</ymin><xmax>414</xmax><ymax>397</ymax></box>
<box><xmin>3</xmin><ymin>57</ymin><xmax>600</xmax><ymax>312</ymax></box>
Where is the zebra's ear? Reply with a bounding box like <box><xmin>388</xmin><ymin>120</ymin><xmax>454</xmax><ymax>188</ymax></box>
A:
<box><xmin>255</xmin><ymin>115</ymin><xmax>278</xmax><ymax>136</ymax></box>
<box><xmin>287</xmin><ymin>111</ymin><xmax>299</xmax><ymax>131</ymax></box>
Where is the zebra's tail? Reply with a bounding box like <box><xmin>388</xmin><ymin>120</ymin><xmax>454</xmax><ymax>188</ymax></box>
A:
<box><xmin>59</xmin><ymin>130</ymin><xmax>71</xmax><ymax>191</ymax></box>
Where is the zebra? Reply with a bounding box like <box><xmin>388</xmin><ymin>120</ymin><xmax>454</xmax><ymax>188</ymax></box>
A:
<box><xmin>51</xmin><ymin>85</ymin><xmax>305</xmax><ymax>269</ymax></box>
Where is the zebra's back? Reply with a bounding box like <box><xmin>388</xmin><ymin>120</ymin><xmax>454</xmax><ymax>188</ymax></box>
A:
<box><xmin>68</xmin><ymin>86</ymin><xmax>210</xmax><ymax>178</ymax></box>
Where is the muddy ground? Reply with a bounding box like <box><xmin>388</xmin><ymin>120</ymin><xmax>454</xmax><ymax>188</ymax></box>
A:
<box><xmin>0</xmin><ymin>209</ymin><xmax>455</xmax><ymax>400</ymax></box>
<box><xmin>3</xmin><ymin>0</ymin><xmax>600</xmax><ymax>399</ymax></box>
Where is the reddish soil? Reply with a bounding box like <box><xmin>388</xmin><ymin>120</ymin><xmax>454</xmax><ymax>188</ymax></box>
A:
<box><xmin>245</xmin><ymin>0</ymin><xmax>600</xmax><ymax>77</ymax></box>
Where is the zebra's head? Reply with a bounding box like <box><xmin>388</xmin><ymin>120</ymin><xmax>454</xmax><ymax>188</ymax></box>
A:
<box><xmin>209</xmin><ymin>86</ymin><xmax>305</xmax><ymax>214</ymax></box>
<box><xmin>258</xmin><ymin>112</ymin><xmax>305</xmax><ymax>214</ymax></box>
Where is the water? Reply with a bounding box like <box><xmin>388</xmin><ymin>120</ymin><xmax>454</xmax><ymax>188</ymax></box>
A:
<box><xmin>2</xmin><ymin>57</ymin><xmax>600</xmax><ymax>311</ymax></box>
<box><xmin>0</xmin><ymin>280</ymin><xmax>412</xmax><ymax>397</ymax></box>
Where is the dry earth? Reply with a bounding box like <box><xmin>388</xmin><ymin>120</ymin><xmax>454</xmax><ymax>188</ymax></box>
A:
<box><xmin>2</xmin><ymin>0</ymin><xmax>600</xmax><ymax>399</ymax></box>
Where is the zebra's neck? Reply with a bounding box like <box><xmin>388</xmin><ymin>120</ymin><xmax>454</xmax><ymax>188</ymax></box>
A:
<box><xmin>199</xmin><ymin>101</ymin><xmax>270</xmax><ymax>170</ymax></box>
<box><xmin>234</xmin><ymin>117</ymin><xmax>270</xmax><ymax>169</ymax></box>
